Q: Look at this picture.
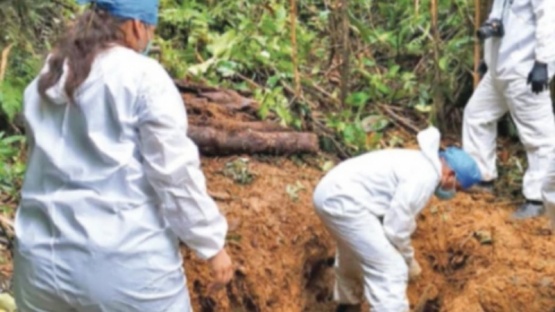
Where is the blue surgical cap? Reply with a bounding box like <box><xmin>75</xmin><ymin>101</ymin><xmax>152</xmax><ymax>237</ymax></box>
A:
<box><xmin>77</xmin><ymin>0</ymin><xmax>159</xmax><ymax>25</ymax></box>
<box><xmin>439</xmin><ymin>147</ymin><xmax>482</xmax><ymax>189</ymax></box>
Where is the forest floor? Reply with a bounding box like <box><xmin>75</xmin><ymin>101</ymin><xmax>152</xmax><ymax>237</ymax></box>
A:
<box><xmin>2</xmin><ymin>133</ymin><xmax>555</xmax><ymax>312</ymax></box>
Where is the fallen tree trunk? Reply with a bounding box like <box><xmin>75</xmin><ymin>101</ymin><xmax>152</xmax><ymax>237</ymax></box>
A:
<box><xmin>189</xmin><ymin>117</ymin><xmax>291</xmax><ymax>133</ymax></box>
<box><xmin>187</xmin><ymin>126</ymin><xmax>319</xmax><ymax>155</ymax></box>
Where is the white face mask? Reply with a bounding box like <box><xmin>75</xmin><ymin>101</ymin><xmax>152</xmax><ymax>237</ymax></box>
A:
<box><xmin>434</xmin><ymin>184</ymin><xmax>456</xmax><ymax>200</ymax></box>
<box><xmin>140</xmin><ymin>24</ymin><xmax>153</xmax><ymax>55</ymax></box>
<box><xmin>142</xmin><ymin>40</ymin><xmax>153</xmax><ymax>55</ymax></box>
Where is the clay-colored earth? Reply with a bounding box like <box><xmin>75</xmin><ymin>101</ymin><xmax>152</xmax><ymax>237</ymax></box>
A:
<box><xmin>183</xmin><ymin>153</ymin><xmax>555</xmax><ymax>311</ymax></box>
<box><xmin>4</xmin><ymin>137</ymin><xmax>555</xmax><ymax>311</ymax></box>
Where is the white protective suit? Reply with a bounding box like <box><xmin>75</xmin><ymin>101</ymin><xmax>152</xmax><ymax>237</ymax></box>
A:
<box><xmin>313</xmin><ymin>127</ymin><xmax>442</xmax><ymax>312</ymax></box>
<box><xmin>463</xmin><ymin>0</ymin><xmax>555</xmax><ymax>201</ymax></box>
<box><xmin>14</xmin><ymin>46</ymin><xmax>228</xmax><ymax>311</ymax></box>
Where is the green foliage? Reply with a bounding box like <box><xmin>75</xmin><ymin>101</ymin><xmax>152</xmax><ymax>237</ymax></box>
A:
<box><xmin>223</xmin><ymin>158</ymin><xmax>254</xmax><ymax>185</ymax></box>
<box><xmin>0</xmin><ymin>0</ymin><xmax>75</xmax><ymax>211</ymax></box>
<box><xmin>0</xmin><ymin>0</ymin><xmax>478</xmax><ymax>155</ymax></box>
<box><xmin>0</xmin><ymin>0</ymin><xmax>76</xmax><ymax>124</ymax></box>
<box><xmin>0</xmin><ymin>132</ymin><xmax>26</xmax><ymax>214</ymax></box>
<box><xmin>0</xmin><ymin>81</ymin><xmax>23</xmax><ymax>122</ymax></box>
<box><xmin>157</xmin><ymin>0</ymin><xmax>317</xmax><ymax>130</ymax></box>
<box><xmin>157</xmin><ymin>0</ymin><xmax>477</xmax><ymax>154</ymax></box>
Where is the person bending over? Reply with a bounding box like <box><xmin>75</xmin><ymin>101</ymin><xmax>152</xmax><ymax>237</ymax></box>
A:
<box><xmin>313</xmin><ymin>127</ymin><xmax>481</xmax><ymax>312</ymax></box>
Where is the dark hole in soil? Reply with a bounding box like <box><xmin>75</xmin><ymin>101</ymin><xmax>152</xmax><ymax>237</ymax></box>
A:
<box><xmin>199</xmin><ymin>297</ymin><xmax>217</xmax><ymax>312</ymax></box>
<box><xmin>315</xmin><ymin>290</ymin><xmax>333</xmax><ymax>303</ymax></box>
<box><xmin>427</xmin><ymin>247</ymin><xmax>469</xmax><ymax>273</ymax></box>
<box><xmin>244</xmin><ymin>295</ymin><xmax>259</xmax><ymax>311</ymax></box>
<box><xmin>423</xmin><ymin>298</ymin><xmax>441</xmax><ymax>312</ymax></box>
<box><xmin>193</xmin><ymin>279</ymin><xmax>217</xmax><ymax>312</ymax></box>
<box><xmin>448</xmin><ymin>249</ymin><xmax>468</xmax><ymax>270</ymax></box>
<box><xmin>304</xmin><ymin>257</ymin><xmax>334</xmax><ymax>287</ymax></box>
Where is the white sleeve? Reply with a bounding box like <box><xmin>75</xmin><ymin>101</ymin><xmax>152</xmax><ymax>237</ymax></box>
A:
<box><xmin>136</xmin><ymin>62</ymin><xmax>228</xmax><ymax>260</ymax></box>
<box><xmin>532</xmin><ymin>0</ymin><xmax>555</xmax><ymax>64</ymax></box>
<box><xmin>382</xmin><ymin>177</ymin><xmax>434</xmax><ymax>265</ymax></box>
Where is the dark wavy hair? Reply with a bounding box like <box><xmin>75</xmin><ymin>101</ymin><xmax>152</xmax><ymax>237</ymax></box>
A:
<box><xmin>38</xmin><ymin>6</ymin><xmax>125</xmax><ymax>102</ymax></box>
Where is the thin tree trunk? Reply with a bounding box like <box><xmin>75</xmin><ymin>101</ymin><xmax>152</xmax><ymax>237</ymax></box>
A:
<box><xmin>290</xmin><ymin>0</ymin><xmax>301</xmax><ymax>97</ymax></box>
<box><xmin>430</xmin><ymin>0</ymin><xmax>445</xmax><ymax>130</ymax></box>
<box><xmin>473</xmin><ymin>0</ymin><xmax>481</xmax><ymax>89</ymax></box>
<box><xmin>339</xmin><ymin>0</ymin><xmax>350</xmax><ymax>107</ymax></box>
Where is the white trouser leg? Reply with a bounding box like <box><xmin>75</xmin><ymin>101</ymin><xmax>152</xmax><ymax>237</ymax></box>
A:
<box><xmin>543</xmin><ymin>156</ymin><xmax>555</xmax><ymax>228</ymax></box>
<box><xmin>315</xmin><ymin>197</ymin><xmax>409</xmax><ymax>312</ymax></box>
<box><xmin>504</xmin><ymin>79</ymin><xmax>555</xmax><ymax>201</ymax></box>
<box><xmin>334</xmin><ymin>243</ymin><xmax>364</xmax><ymax>304</ymax></box>
<box><xmin>462</xmin><ymin>73</ymin><xmax>508</xmax><ymax>181</ymax></box>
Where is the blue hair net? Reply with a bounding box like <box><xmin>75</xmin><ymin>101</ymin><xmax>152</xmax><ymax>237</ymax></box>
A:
<box><xmin>439</xmin><ymin>147</ymin><xmax>482</xmax><ymax>189</ymax></box>
<box><xmin>77</xmin><ymin>0</ymin><xmax>159</xmax><ymax>25</ymax></box>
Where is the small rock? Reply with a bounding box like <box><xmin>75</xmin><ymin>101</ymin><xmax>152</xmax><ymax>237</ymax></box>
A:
<box><xmin>208</xmin><ymin>191</ymin><xmax>231</xmax><ymax>202</ymax></box>
<box><xmin>474</xmin><ymin>230</ymin><xmax>493</xmax><ymax>245</ymax></box>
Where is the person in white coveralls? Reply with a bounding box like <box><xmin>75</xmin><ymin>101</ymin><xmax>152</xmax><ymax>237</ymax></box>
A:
<box><xmin>463</xmin><ymin>0</ymin><xmax>555</xmax><ymax>219</ymax></box>
<box><xmin>313</xmin><ymin>127</ymin><xmax>482</xmax><ymax>312</ymax></box>
<box><xmin>13</xmin><ymin>0</ymin><xmax>233</xmax><ymax>311</ymax></box>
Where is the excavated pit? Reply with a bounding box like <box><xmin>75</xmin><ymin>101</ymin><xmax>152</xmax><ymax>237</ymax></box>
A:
<box><xmin>182</xmin><ymin>156</ymin><xmax>555</xmax><ymax>312</ymax></box>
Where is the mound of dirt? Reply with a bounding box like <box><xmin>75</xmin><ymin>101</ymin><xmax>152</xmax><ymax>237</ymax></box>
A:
<box><xmin>409</xmin><ymin>194</ymin><xmax>555</xmax><ymax>312</ymax></box>
<box><xmin>184</xmin><ymin>156</ymin><xmax>555</xmax><ymax>312</ymax></box>
<box><xmin>183</xmin><ymin>157</ymin><xmax>335</xmax><ymax>312</ymax></box>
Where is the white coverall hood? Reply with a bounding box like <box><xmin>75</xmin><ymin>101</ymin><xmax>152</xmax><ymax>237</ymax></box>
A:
<box><xmin>14</xmin><ymin>46</ymin><xmax>227</xmax><ymax>311</ymax></box>
<box><xmin>41</xmin><ymin>58</ymin><xmax>71</xmax><ymax>105</ymax></box>
<box><xmin>313</xmin><ymin>127</ymin><xmax>442</xmax><ymax>312</ymax></box>
<box><xmin>416</xmin><ymin>126</ymin><xmax>442</xmax><ymax>177</ymax></box>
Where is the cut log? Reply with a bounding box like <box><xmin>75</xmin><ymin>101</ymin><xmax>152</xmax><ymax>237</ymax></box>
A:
<box><xmin>199</xmin><ymin>91</ymin><xmax>259</xmax><ymax>112</ymax></box>
<box><xmin>178</xmin><ymin>85</ymin><xmax>259</xmax><ymax>113</ymax></box>
<box><xmin>189</xmin><ymin>116</ymin><xmax>292</xmax><ymax>133</ymax></box>
<box><xmin>182</xmin><ymin>94</ymin><xmax>258</xmax><ymax>121</ymax></box>
<box><xmin>174</xmin><ymin>80</ymin><xmax>220</xmax><ymax>94</ymax></box>
<box><xmin>187</xmin><ymin>126</ymin><xmax>319</xmax><ymax>155</ymax></box>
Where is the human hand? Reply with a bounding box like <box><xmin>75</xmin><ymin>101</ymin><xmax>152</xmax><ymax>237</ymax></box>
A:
<box><xmin>207</xmin><ymin>248</ymin><xmax>233</xmax><ymax>293</ymax></box>
<box><xmin>408</xmin><ymin>258</ymin><xmax>422</xmax><ymax>282</ymax></box>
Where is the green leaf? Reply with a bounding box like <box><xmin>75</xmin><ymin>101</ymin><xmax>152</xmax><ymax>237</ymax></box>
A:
<box><xmin>439</xmin><ymin>57</ymin><xmax>449</xmax><ymax>71</ymax></box>
<box><xmin>0</xmin><ymin>293</ymin><xmax>16</xmax><ymax>312</ymax></box>
<box><xmin>216</xmin><ymin>60</ymin><xmax>238</xmax><ymax>77</ymax></box>
<box><xmin>389</xmin><ymin>65</ymin><xmax>400</xmax><ymax>76</ymax></box>
<box><xmin>321</xmin><ymin>161</ymin><xmax>335</xmax><ymax>172</ymax></box>
<box><xmin>0</xmin><ymin>81</ymin><xmax>23</xmax><ymax>121</ymax></box>
<box><xmin>415</xmin><ymin>103</ymin><xmax>433</xmax><ymax>113</ymax></box>
<box><xmin>346</xmin><ymin>92</ymin><xmax>370</xmax><ymax>108</ymax></box>
<box><xmin>361</xmin><ymin>115</ymin><xmax>390</xmax><ymax>133</ymax></box>
<box><xmin>187</xmin><ymin>57</ymin><xmax>217</xmax><ymax>76</ymax></box>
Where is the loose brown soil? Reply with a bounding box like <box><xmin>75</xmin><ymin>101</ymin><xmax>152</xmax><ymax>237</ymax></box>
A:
<box><xmin>4</xmin><ymin>135</ymin><xmax>555</xmax><ymax>311</ymax></box>
<box><xmin>183</xmin><ymin>155</ymin><xmax>555</xmax><ymax>312</ymax></box>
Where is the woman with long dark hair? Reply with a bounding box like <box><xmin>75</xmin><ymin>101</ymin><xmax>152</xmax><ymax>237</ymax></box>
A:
<box><xmin>13</xmin><ymin>1</ymin><xmax>233</xmax><ymax>310</ymax></box>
